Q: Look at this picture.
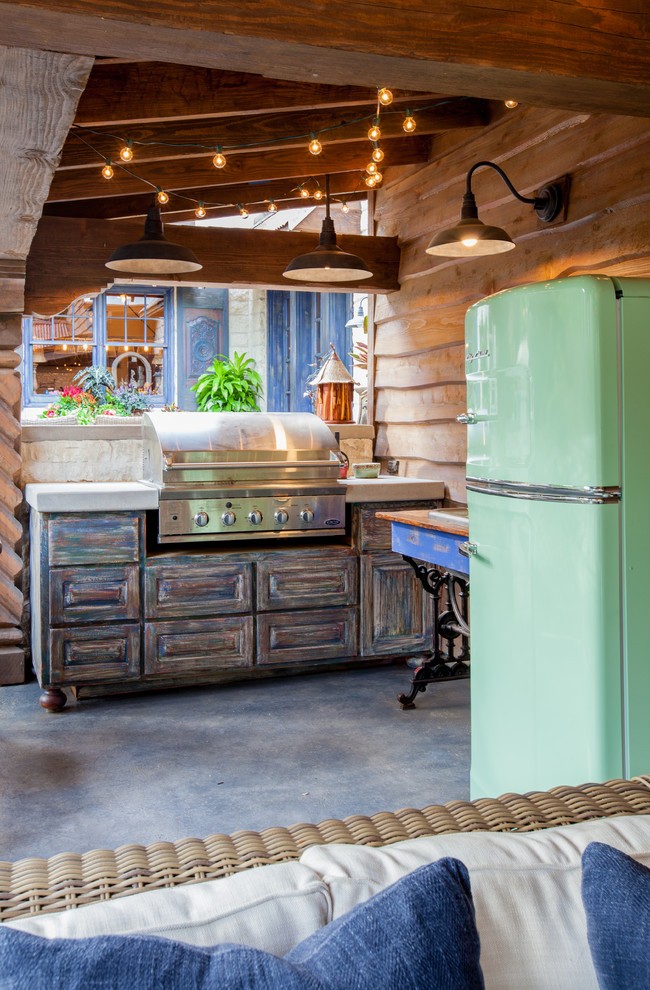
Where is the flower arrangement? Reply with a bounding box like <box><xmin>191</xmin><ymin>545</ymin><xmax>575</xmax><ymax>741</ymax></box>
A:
<box><xmin>40</xmin><ymin>368</ymin><xmax>153</xmax><ymax>423</ymax></box>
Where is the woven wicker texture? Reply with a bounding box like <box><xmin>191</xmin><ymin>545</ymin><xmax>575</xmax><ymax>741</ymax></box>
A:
<box><xmin>2</xmin><ymin>776</ymin><xmax>649</xmax><ymax>922</ymax></box>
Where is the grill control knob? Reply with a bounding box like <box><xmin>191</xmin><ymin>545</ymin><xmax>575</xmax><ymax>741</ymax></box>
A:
<box><xmin>274</xmin><ymin>509</ymin><xmax>289</xmax><ymax>524</ymax></box>
<box><xmin>300</xmin><ymin>508</ymin><xmax>315</xmax><ymax>524</ymax></box>
<box><xmin>221</xmin><ymin>511</ymin><xmax>236</xmax><ymax>526</ymax></box>
<box><xmin>248</xmin><ymin>510</ymin><xmax>263</xmax><ymax>525</ymax></box>
<box><xmin>194</xmin><ymin>511</ymin><xmax>209</xmax><ymax>527</ymax></box>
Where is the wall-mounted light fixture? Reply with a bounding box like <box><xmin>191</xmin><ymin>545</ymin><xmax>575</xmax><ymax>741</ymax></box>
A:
<box><xmin>105</xmin><ymin>203</ymin><xmax>202</xmax><ymax>274</ymax></box>
<box><xmin>283</xmin><ymin>175</ymin><xmax>373</xmax><ymax>283</ymax></box>
<box><xmin>425</xmin><ymin>160</ymin><xmax>565</xmax><ymax>258</ymax></box>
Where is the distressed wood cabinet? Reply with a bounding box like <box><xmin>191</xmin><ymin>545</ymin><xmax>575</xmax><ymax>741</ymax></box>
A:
<box><xmin>30</xmin><ymin>499</ymin><xmax>438</xmax><ymax>709</ymax></box>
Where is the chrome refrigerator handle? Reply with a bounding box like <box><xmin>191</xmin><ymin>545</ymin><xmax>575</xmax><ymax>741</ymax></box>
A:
<box><xmin>458</xmin><ymin>541</ymin><xmax>478</xmax><ymax>558</ymax></box>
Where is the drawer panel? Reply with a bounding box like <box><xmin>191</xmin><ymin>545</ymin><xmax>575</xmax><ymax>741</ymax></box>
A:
<box><xmin>145</xmin><ymin>559</ymin><xmax>253</xmax><ymax>618</ymax></box>
<box><xmin>145</xmin><ymin>617</ymin><xmax>254</xmax><ymax>674</ymax></box>
<box><xmin>47</xmin><ymin>514</ymin><xmax>142</xmax><ymax>566</ymax></box>
<box><xmin>256</xmin><ymin>607</ymin><xmax>358</xmax><ymax>666</ymax></box>
<box><xmin>257</xmin><ymin>554</ymin><xmax>358</xmax><ymax>611</ymax></box>
<box><xmin>353</xmin><ymin>501</ymin><xmax>442</xmax><ymax>552</ymax></box>
<box><xmin>49</xmin><ymin>625</ymin><xmax>140</xmax><ymax>683</ymax></box>
<box><xmin>50</xmin><ymin>566</ymin><xmax>140</xmax><ymax>625</ymax></box>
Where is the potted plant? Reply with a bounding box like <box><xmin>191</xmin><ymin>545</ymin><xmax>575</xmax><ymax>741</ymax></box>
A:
<box><xmin>191</xmin><ymin>352</ymin><xmax>263</xmax><ymax>412</ymax></box>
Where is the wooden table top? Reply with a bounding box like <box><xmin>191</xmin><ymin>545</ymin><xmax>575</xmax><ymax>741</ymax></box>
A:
<box><xmin>376</xmin><ymin>507</ymin><xmax>469</xmax><ymax>537</ymax></box>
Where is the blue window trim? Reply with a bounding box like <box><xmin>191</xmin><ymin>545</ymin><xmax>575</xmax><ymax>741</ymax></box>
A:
<box><xmin>22</xmin><ymin>286</ymin><xmax>174</xmax><ymax>409</ymax></box>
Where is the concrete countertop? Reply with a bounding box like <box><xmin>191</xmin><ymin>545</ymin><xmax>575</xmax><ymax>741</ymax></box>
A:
<box><xmin>339</xmin><ymin>476</ymin><xmax>445</xmax><ymax>502</ymax></box>
<box><xmin>25</xmin><ymin>482</ymin><xmax>159</xmax><ymax>513</ymax></box>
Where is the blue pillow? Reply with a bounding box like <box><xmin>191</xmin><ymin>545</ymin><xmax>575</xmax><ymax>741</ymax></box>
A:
<box><xmin>582</xmin><ymin>841</ymin><xmax>650</xmax><ymax>990</ymax></box>
<box><xmin>0</xmin><ymin>857</ymin><xmax>483</xmax><ymax>989</ymax></box>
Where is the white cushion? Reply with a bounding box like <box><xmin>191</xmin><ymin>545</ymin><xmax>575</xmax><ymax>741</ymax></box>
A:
<box><xmin>300</xmin><ymin>813</ymin><xmax>650</xmax><ymax>990</ymax></box>
<box><xmin>6</xmin><ymin>861</ymin><xmax>331</xmax><ymax>956</ymax></box>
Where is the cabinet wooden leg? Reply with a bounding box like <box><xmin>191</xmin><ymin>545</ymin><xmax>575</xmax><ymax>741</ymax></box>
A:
<box><xmin>39</xmin><ymin>688</ymin><xmax>67</xmax><ymax>712</ymax></box>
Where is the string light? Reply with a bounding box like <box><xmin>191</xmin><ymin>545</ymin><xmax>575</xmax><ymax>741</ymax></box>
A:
<box><xmin>101</xmin><ymin>160</ymin><xmax>114</xmax><ymax>179</ymax></box>
<box><xmin>308</xmin><ymin>133</ymin><xmax>322</xmax><ymax>155</ymax></box>
<box><xmin>62</xmin><ymin>344</ymin><xmax>68</xmax><ymax>351</ymax></box>
<box><xmin>504</xmin><ymin>99</ymin><xmax>519</xmax><ymax>109</ymax></box>
<box><xmin>238</xmin><ymin>203</ymin><xmax>249</xmax><ymax>217</ymax></box>
<box><xmin>372</xmin><ymin>170</ymin><xmax>383</xmax><ymax>183</ymax></box>
<box><xmin>402</xmin><ymin>110</ymin><xmax>417</xmax><ymax>133</ymax></box>
<box><xmin>368</xmin><ymin>118</ymin><xmax>381</xmax><ymax>141</ymax></box>
<box><xmin>340</xmin><ymin>201</ymin><xmax>350</xmax><ymax>213</ymax></box>
<box><xmin>268</xmin><ymin>199</ymin><xmax>278</xmax><ymax>212</ymax></box>
<box><xmin>195</xmin><ymin>202</ymin><xmax>206</xmax><ymax>218</ymax></box>
<box><xmin>83</xmin><ymin>343</ymin><xmax>88</xmax><ymax>351</ymax></box>
<box><xmin>212</xmin><ymin>146</ymin><xmax>226</xmax><ymax>168</ymax></box>
<box><xmin>313</xmin><ymin>188</ymin><xmax>323</xmax><ymax>200</ymax></box>
<box><xmin>119</xmin><ymin>140</ymin><xmax>133</xmax><ymax>162</ymax></box>
<box><xmin>378</xmin><ymin>87</ymin><xmax>393</xmax><ymax>106</ymax></box>
<box><xmin>365</xmin><ymin>174</ymin><xmax>377</xmax><ymax>187</ymax></box>
<box><xmin>123</xmin><ymin>345</ymin><xmax>128</xmax><ymax>352</ymax></box>
<box><xmin>144</xmin><ymin>345</ymin><xmax>149</xmax><ymax>352</ymax></box>
<box><xmin>299</xmin><ymin>185</ymin><xmax>310</xmax><ymax>198</ymax></box>
<box><xmin>366</xmin><ymin>160</ymin><xmax>378</xmax><ymax>175</ymax></box>
<box><xmin>371</xmin><ymin>144</ymin><xmax>384</xmax><ymax>163</ymax></box>
<box><xmin>156</xmin><ymin>188</ymin><xmax>169</xmax><ymax>205</ymax></box>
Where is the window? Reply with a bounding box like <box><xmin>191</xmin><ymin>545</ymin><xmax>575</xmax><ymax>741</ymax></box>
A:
<box><xmin>22</xmin><ymin>287</ymin><xmax>172</xmax><ymax>407</ymax></box>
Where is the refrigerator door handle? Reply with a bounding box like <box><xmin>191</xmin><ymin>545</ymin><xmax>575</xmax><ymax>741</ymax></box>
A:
<box><xmin>457</xmin><ymin>411</ymin><xmax>477</xmax><ymax>425</ymax></box>
<box><xmin>458</xmin><ymin>541</ymin><xmax>478</xmax><ymax>558</ymax></box>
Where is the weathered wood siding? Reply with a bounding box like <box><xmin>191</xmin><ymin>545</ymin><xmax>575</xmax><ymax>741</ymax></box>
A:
<box><xmin>373</xmin><ymin>108</ymin><xmax>650</xmax><ymax>504</ymax></box>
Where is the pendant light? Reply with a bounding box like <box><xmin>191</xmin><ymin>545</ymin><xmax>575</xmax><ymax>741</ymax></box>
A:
<box><xmin>425</xmin><ymin>160</ymin><xmax>564</xmax><ymax>258</ymax></box>
<box><xmin>105</xmin><ymin>202</ymin><xmax>202</xmax><ymax>274</ymax></box>
<box><xmin>283</xmin><ymin>175</ymin><xmax>373</xmax><ymax>283</ymax></box>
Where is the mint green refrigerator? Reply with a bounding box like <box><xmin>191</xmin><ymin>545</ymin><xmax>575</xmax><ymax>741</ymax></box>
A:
<box><xmin>463</xmin><ymin>276</ymin><xmax>650</xmax><ymax>798</ymax></box>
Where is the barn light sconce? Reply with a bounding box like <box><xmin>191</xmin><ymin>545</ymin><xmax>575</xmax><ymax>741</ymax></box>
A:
<box><xmin>105</xmin><ymin>203</ymin><xmax>202</xmax><ymax>274</ymax></box>
<box><xmin>283</xmin><ymin>175</ymin><xmax>373</xmax><ymax>283</ymax></box>
<box><xmin>425</xmin><ymin>160</ymin><xmax>565</xmax><ymax>258</ymax></box>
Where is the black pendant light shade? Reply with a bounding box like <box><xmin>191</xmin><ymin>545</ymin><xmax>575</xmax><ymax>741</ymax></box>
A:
<box><xmin>105</xmin><ymin>204</ymin><xmax>202</xmax><ymax>274</ymax></box>
<box><xmin>283</xmin><ymin>177</ymin><xmax>373</xmax><ymax>282</ymax></box>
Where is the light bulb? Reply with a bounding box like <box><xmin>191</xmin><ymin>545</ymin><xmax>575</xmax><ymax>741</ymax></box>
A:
<box><xmin>313</xmin><ymin>188</ymin><xmax>323</xmax><ymax>200</ymax></box>
<box><xmin>212</xmin><ymin>148</ymin><xmax>226</xmax><ymax>168</ymax></box>
<box><xmin>101</xmin><ymin>160</ymin><xmax>114</xmax><ymax>179</ymax></box>
<box><xmin>368</xmin><ymin>120</ymin><xmax>381</xmax><ymax>141</ymax></box>
<box><xmin>157</xmin><ymin>188</ymin><xmax>169</xmax><ymax>205</ymax></box>
<box><xmin>504</xmin><ymin>99</ymin><xmax>519</xmax><ymax>109</ymax></box>
<box><xmin>366</xmin><ymin>160</ymin><xmax>378</xmax><ymax>175</ymax></box>
<box><xmin>365</xmin><ymin>174</ymin><xmax>377</xmax><ymax>187</ymax></box>
<box><xmin>144</xmin><ymin>345</ymin><xmax>149</xmax><ymax>352</ymax></box>
<box><xmin>402</xmin><ymin>112</ymin><xmax>417</xmax><ymax>133</ymax></box>
<box><xmin>341</xmin><ymin>202</ymin><xmax>350</xmax><ymax>213</ymax></box>
<box><xmin>238</xmin><ymin>204</ymin><xmax>249</xmax><ymax>217</ymax></box>
<box><xmin>62</xmin><ymin>344</ymin><xmax>68</xmax><ymax>351</ymax></box>
<box><xmin>378</xmin><ymin>87</ymin><xmax>393</xmax><ymax>106</ymax></box>
<box><xmin>308</xmin><ymin>134</ymin><xmax>322</xmax><ymax>155</ymax></box>
<box><xmin>119</xmin><ymin>141</ymin><xmax>133</xmax><ymax>162</ymax></box>
<box><xmin>195</xmin><ymin>202</ymin><xmax>206</xmax><ymax>218</ymax></box>
<box><xmin>123</xmin><ymin>345</ymin><xmax>128</xmax><ymax>352</ymax></box>
<box><xmin>83</xmin><ymin>344</ymin><xmax>88</xmax><ymax>351</ymax></box>
<box><xmin>299</xmin><ymin>185</ymin><xmax>310</xmax><ymax>198</ymax></box>
<box><xmin>462</xmin><ymin>237</ymin><xmax>478</xmax><ymax>247</ymax></box>
<box><xmin>268</xmin><ymin>199</ymin><xmax>277</xmax><ymax>212</ymax></box>
<box><xmin>372</xmin><ymin>170</ymin><xmax>383</xmax><ymax>183</ymax></box>
<box><xmin>371</xmin><ymin>145</ymin><xmax>384</xmax><ymax>163</ymax></box>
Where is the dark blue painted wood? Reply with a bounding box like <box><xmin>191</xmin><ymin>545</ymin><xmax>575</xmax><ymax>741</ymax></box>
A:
<box><xmin>390</xmin><ymin>521</ymin><xmax>469</xmax><ymax>575</ymax></box>
<box><xmin>176</xmin><ymin>286</ymin><xmax>229</xmax><ymax>409</ymax></box>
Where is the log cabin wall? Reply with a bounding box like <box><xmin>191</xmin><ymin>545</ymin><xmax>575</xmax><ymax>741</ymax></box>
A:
<box><xmin>372</xmin><ymin>107</ymin><xmax>650</xmax><ymax>505</ymax></box>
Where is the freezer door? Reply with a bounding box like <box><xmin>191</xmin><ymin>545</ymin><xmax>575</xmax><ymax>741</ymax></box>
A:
<box><xmin>468</xmin><ymin>489</ymin><xmax>623</xmax><ymax>799</ymax></box>
<box><xmin>465</xmin><ymin>275</ymin><xmax>619</xmax><ymax>488</ymax></box>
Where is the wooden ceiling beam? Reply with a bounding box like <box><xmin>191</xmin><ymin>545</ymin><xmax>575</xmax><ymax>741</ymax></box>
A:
<box><xmin>61</xmin><ymin>99</ymin><xmax>489</xmax><ymax>171</ymax></box>
<box><xmin>46</xmin><ymin>136</ymin><xmax>431</xmax><ymax>204</ymax></box>
<box><xmin>25</xmin><ymin>215</ymin><xmax>401</xmax><ymax>315</ymax></box>
<box><xmin>44</xmin><ymin>174</ymin><xmax>370</xmax><ymax>221</ymax></box>
<box><xmin>0</xmin><ymin>2</ymin><xmax>648</xmax><ymax>116</ymax></box>
<box><xmin>169</xmin><ymin>192</ymin><xmax>367</xmax><ymax>225</ymax></box>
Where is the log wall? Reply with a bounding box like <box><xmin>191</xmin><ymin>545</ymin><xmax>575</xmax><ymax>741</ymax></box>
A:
<box><xmin>372</xmin><ymin>107</ymin><xmax>650</xmax><ymax>504</ymax></box>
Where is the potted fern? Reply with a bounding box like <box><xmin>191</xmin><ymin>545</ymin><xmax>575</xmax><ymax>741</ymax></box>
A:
<box><xmin>191</xmin><ymin>352</ymin><xmax>263</xmax><ymax>412</ymax></box>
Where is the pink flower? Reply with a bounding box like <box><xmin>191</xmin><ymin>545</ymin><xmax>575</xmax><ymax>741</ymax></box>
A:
<box><xmin>45</xmin><ymin>409</ymin><xmax>56</xmax><ymax>418</ymax></box>
<box><xmin>103</xmin><ymin>409</ymin><xmax>116</xmax><ymax>416</ymax></box>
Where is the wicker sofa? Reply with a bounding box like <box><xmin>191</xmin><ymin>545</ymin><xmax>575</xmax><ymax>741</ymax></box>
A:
<box><xmin>3</xmin><ymin>776</ymin><xmax>650</xmax><ymax>988</ymax></box>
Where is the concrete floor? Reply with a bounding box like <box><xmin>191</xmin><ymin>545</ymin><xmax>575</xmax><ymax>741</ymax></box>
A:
<box><xmin>0</xmin><ymin>665</ymin><xmax>469</xmax><ymax>863</ymax></box>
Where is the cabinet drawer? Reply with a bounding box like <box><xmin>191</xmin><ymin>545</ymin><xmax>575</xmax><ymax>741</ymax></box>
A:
<box><xmin>49</xmin><ymin>625</ymin><xmax>140</xmax><ymax>683</ymax></box>
<box><xmin>144</xmin><ymin>617</ymin><xmax>254</xmax><ymax>674</ymax></box>
<box><xmin>360</xmin><ymin>553</ymin><xmax>433</xmax><ymax>656</ymax></box>
<box><xmin>50</xmin><ymin>566</ymin><xmax>140</xmax><ymax>625</ymax></box>
<box><xmin>353</xmin><ymin>501</ymin><xmax>442</xmax><ymax>552</ymax></box>
<box><xmin>145</xmin><ymin>559</ymin><xmax>252</xmax><ymax>618</ymax></box>
<box><xmin>257</xmin><ymin>554</ymin><xmax>358</xmax><ymax>611</ymax></box>
<box><xmin>47</xmin><ymin>514</ymin><xmax>142</xmax><ymax>566</ymax></box>
<box><xmin>256</xmin><ymin>607</ymin><xmax>358</xmax><ymax>665</ymax></box>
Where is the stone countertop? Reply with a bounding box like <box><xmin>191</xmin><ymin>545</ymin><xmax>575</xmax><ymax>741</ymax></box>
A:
<box><xmin>24</xmin><ymin>482</ymin><xmax>159</xmax><ymax>513</ymax></box>
<box><xmin>376</xmin><ymin>507</ymin><xmax>469</xmax><ymax>536</ymax></box>
<box><xmin>339</xmin><ymin>476</ymin><xmax>445</xmax><ymax>502</ymax></box>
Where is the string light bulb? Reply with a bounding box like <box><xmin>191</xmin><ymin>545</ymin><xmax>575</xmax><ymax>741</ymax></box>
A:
<box><xmin>366</xmin><ymin>160</ymin><xmax>378</xmax><ymax>175</ymax></box>
<box><xmin>340</xmin><ymin>201</ymin><xmax>350</xmax><ymax>213</ymax></box>
<box><xmin>212</xmin><ymin>146</ymin><xmax>226</xmax><ymax>168</ymax></box>
<box><xmin>365</xmin><ymin>174</ymin><xmax>377</xmax><ymax>187</ymax></box>
<box><xmin>195</xmin><ymin>202</ymin><xmax>206</xmax><ymax>219</ymax></box>
<box><xmin>119</xmin><ymin>140</ymin><xmax>134</xmax><ymax>162</ymax></box>
<box><xmin>368</xmin><ymin>118</ymin><xmax>381</xmax><ymax>141</ymax></box>
<box><xmin>123</xmin><ymin>345</ymin><xmax>128</xmax><ymax>352</ymax></box>
<box><xmin>238</xmin><ymin>203</ymin><xmax>249</xmax><ymax>217</ymax></box>
<box><xmin>378</xmin><ymin>87</ymin><xmax>393</xmax><ymax>106</ymax></box>
<box><xmin>402</xmin><ymin>110</ymin><xmax>417</xmax><ymax>133</ymax></box>
<box><xmin>372</xmin><ymin>171</ymin><xmax>383</xmax><ymax>183</ymax></box>
<box><xmin>504</xmin><ymin>99</ymin><xmax>519</xmax><ymax>109</ymax></box>
<box><xmin>299</xmin><ymin>185</ymin><xmax>310</xmax><ymax>198</ymax></box>
<box><xmin>144</xmin><ymin>345</ymin><xmax>149</xmax><ymax>352</ymax></box>
<box><xmin>101</xmin><ymin>160</ymin><xmax>114</xmax><ymax>179</ymax></box>
<box><xmin>268</xmin><ymin>199</ymin><xmax>278</xmax><ymax>212</ymax></box>
<box><xmin>313</xmin><ymin>188</ymin><xmax>323</xmax><ymax>200</ymax></box>
<box><xmin>156</xmin><ymin>188</ymin><xmax>169</xmax><ymax>205</ymax></box>
<box><xmin>371</xmin><ymin>144</ymin><xmax>384</xmax><ymax>163</ymax></box>
<box><xmin>308</xmin><ymin>133</ymin><xmax>322</xmax><ymax>156</ymax></box>
<box><xmin>62</xmin><ymin>344</ymin><xmax>68</xmax><ymax>351</ymax></box>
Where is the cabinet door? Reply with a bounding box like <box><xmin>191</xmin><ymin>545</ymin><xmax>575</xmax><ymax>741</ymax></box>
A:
<box><xmin>257</xmin><ymin>553</ymin><xmax>358</xmax><ymax>611</ymax></box>
<box><xmin>50</xmin><ymin>566</ymin><xmax>140</xmax><ymax>625</ymax></box>
<box><xmin>360</xmin><ymin>553</ymin><xmax>433</xmax><ymax>656</ymax></box>
<box><xmin>257</xmin><ymin>607</ymin><xmax>358</xmax><ymax>665</ymax></box>
<box><xmin>144</xmin><ymin>617</ymin><xmax>254</xmax><ymax>674</ymax></box>
<box><xmin>49</xmin><ymin>625</ymin><xmax>140</xmax><ymax>684</ymax></box>
<box><xmin>145</xmin><ymin>559</ymin><xmax>252</xmax><ymax>618</ymax></box>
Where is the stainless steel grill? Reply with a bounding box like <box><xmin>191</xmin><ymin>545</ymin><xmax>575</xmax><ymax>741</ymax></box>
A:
<box><xmin>142</xmin><ymin>411</ymin><xmax>346</xmax><ymax>543</ymax></box>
